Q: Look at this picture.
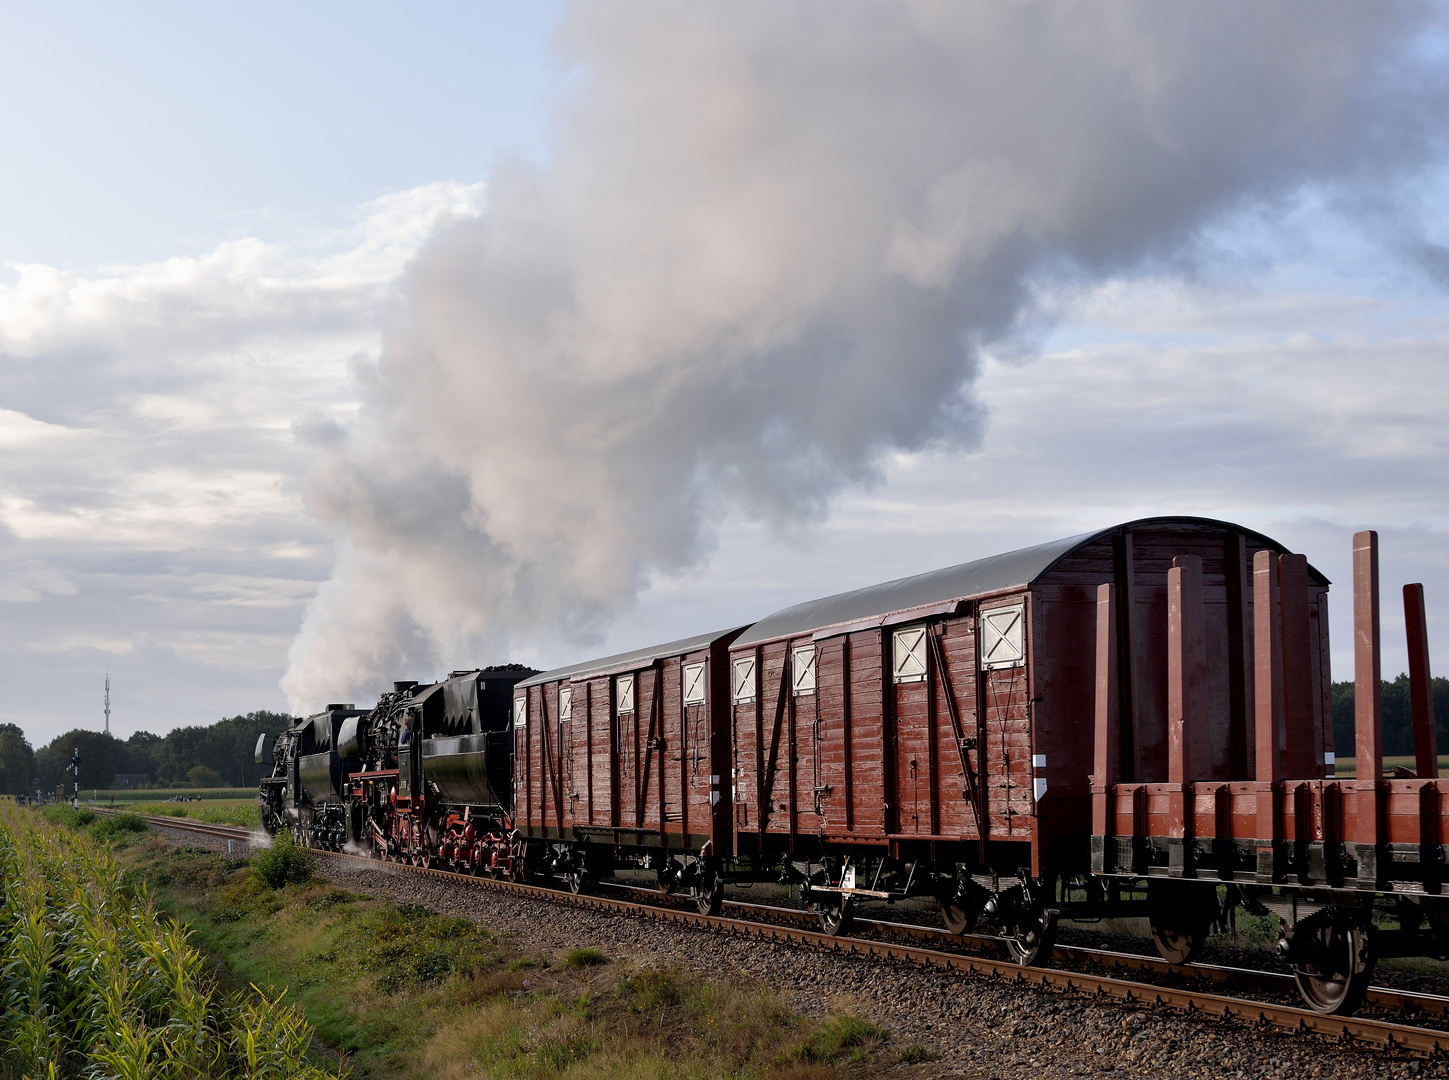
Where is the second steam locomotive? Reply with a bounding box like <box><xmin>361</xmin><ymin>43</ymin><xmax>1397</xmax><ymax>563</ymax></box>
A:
<box><xmin>259</xmin><ymin>515</ymin><xmax>1445</xmax><ymax>1017</ymax></box>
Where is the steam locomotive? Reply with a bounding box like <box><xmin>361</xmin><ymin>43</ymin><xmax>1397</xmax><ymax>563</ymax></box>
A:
<box><xmin>258</xmin><ymin>666</ymin><xmax>535</xmax><ymax>871</ymax></box>
<box><xmin>259</xmin><ymin>516</ymin><xmax>1445</xmax><ymax>1016</ymax></box>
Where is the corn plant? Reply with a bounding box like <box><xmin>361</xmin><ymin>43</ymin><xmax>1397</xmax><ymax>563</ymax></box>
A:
<box><xmin>0</xmin><ymin>805</ymin><xmax>342</xmax><ymax>1079</ymax></box>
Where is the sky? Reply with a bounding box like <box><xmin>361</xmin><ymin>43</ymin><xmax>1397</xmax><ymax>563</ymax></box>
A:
<box><xmin>1</xmin><ymin>2</ymin><xmax>1446</xmax><ymax>746</ymax></box>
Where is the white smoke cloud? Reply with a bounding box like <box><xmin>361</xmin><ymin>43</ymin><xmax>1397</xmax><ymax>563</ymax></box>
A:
<box><xmin>283</xmin><ymin>1</ymin><xmax>1448</xmax><ymax>709</ymax></box>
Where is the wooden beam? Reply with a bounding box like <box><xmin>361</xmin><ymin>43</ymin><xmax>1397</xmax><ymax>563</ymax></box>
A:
<box><xmin>1253</xmin><ymin>550</ymin><xmax>1285</xmax><ymax>856</ymax></box>
<box><xmin>1223</xmin><ymin>530</ymin><xmax>1250</xmax><ymax>778</ymax></box>
<box><xmin>1253</xmin><ymin>551</ymin><xmax>1286</xmax><ymax>785</ymax></box>
<box><xmin>1278</xmin><ymin>553</ymin><xmax>1318</xmax><ymax>780</ymax></box>
<box><xmin>1168</xmin><ymin>556</ymin><xmax>1205</xmax><ymax>845</ymax></box>
<box><xmin>1092</xmin><ymin>583</ymin><xmax>1119</xmax><ymax>839</ymax></box>
<box><xmin>1168</xmin><ymin>555</ymin><xmax>1206</xmax><ymax>787</ymax></box>
<box><xmin>1405</xmin><ymin>582</ymin><xmax>1437</xmax><ymax>779</ymax></box>
<box><xmin>1112</xmin><ymin>529</ymin><xmax>1137</xmax><ymax>781</ymax></box>
<box><xmin>1353</xmin><ymin>530</ymin><xmax>1383</xmax><ymax>847</ymax></box>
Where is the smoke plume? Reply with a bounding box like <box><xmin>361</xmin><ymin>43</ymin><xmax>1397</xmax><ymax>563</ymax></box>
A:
<box><xmin>282</xmin><ymin>1</ymin><xmax>1445</xmax><ymax>710</ymax></box>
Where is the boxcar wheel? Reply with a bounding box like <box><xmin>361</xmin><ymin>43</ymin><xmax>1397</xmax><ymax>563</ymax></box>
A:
<box><xmin>940</xmin><ymin>898</ymin><xmax>972</xmax><ymax>935</ymax></box>
<box><xmin>1151</xmin><ymin>921</ymin><xmax>1206</xmax><ymax>966</ymax></box>
<box><xmin>566</xmin><ymin>854</ymin><xmax>590</xmax><ymax>894</ymax></box>
<box><xmin>939</xmin><ymin>884</ymin><xmax>986</xmax><ymax>936</ymax></box>
<box><xmin>1151</xmin><ymin>920</ymin><xmax>1208</xmax><ymax>966</ymax></box>
<box><xmin>1291</xmin><ymin>918</ymin><xmax>1374</xmax><ymax>1015</ymax></box>
<box><xmin>657</xmin><ymin>865</ymin><xmax>679</xmax><ymax>896</ymax></box>
<box><xmin>1148</xmin><ymin>882</ymin><xmax>1217</xmax><ymax>965</ymax></box>
<box><xmin>695</xmin><ymin>870</ymin><xmax>724</xmax><ymax>916</ymax></box>
<box><xmin>818</xmin><ymin>896</ymin><xmax>855</xmax><ymax>936</ymax></box>
<box><xmin>1005</xmin><ymin>906</ymin><xmax>1056</xmax><ymax>966</ymax></box>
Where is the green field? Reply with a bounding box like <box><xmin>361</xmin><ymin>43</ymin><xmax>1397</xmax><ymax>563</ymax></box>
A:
<box><xmin>120</xmin><ymin>797</ymin><xmax>261</xmax><ymax>829</ymax></box>
<box><xmin>0</xmin><ymin>804</ymin><xmax>337</xmax><ymax>1077</ymax></box>
<box><xmin>86</xmin><ymin>786</ymin><xmax>258</xmax><ymax>802</ymax></box>
<box><xmin>126</xmin><ymin>839</ymin><xmax>906</xmax><ymax>1079</ymax></box>
<box><xmin>1333</xmin><ymin>755</ymin><xmax>1449</xmax><ymax>778</ymax></box>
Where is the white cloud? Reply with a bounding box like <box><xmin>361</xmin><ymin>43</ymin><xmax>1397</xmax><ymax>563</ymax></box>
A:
<box><xmin>0</xmin><ymin>182</ymin><xmax>484</xmax><ymax>741</ymax></box>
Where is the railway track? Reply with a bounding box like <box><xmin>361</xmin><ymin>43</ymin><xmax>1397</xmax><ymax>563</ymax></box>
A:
<box><xmin>123</xmin><ymin>810</ymin><xmax>1449</xmax><ymax>1054</ymax></box>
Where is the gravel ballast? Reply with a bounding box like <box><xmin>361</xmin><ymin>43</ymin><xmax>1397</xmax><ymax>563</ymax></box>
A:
<box><xmin>151</xmin><ymin>824</ymin><xmax>1443</xmax><ymax>1079</ymax></box>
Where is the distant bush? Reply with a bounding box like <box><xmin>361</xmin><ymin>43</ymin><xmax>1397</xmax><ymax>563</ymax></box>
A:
<box><xmin>36</xmin><ymin>804</ymin><xmax>150</xmax><ymax>847</ymax></box>
<box><xmin>251</xmin><ymin>829</ymin><xmax>315</xmax><ymax>889</ymax></box>
<box><xmin>187</xmin><ymin>765</ymin><xmax>225</xmax><ymax>787</ymax></box>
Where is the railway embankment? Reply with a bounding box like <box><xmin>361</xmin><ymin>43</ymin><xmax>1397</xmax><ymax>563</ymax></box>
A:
<box><xmin>146</xmin><ymin>818</ymin><xmax>1447</xmax><ymax>1079</ymax></box>
<box><xmin>118</xmin><ymin>820</ymin><xmax>919</xmax><ymax>1079</ymax></box>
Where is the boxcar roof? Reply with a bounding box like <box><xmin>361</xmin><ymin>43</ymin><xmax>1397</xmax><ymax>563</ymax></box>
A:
<box><xmin>733</xmin><ymin>515</ymin><xmax>1327</xmax><ymax>649</ymax></box>
<box><xmin>517</xmin><ymin>626</ymin><xmax>748</xmax><ymax>689</ymax></box>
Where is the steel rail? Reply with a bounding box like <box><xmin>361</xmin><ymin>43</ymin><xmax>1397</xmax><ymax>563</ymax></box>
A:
<box><xmin>599</xmin><ymin>882</ymin><xmax>1449</xmax><ymax>1021</ymax></box>
<box><xmin>131</xmin><ymin>812</ymin><xmax>1449</xmax><ymax>1051</ymax></box>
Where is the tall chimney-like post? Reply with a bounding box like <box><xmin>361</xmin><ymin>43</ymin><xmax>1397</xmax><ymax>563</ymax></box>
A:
<box><xmin>1253</xmin><ymin>550</ymin><xmax>1285</xmax><ymax>876</ymax></box>
<box><xmin>1352</xmin><ymin>531</ymin><xmax>1384</xmax><ymax>866</ymax></box>
<box><xmin>1405</xmin><ymin>583</ymin><xmax>1437</xmax><ymax>779</ymax></box>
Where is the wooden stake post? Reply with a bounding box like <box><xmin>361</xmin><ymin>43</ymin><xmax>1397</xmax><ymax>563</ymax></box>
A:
<box><xmin>1352</xmin><ymin>531</ymin><xmax>1384</xmax><ymax>875</ymax></box>
<box><xmin>1405</xmin><ymin>582</ymin><xmax>1437</xmax><ymax>780</ymax></box>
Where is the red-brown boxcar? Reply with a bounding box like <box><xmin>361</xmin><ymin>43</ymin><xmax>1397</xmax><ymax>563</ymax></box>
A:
<box><xmin>724</xmin><ymin>516</ymin><xmax>1328</xmax><ymax>956</ymax></box>
<box><xmin>513</xmin><ymin>627</ymin><xmax>744</xmax><ymax>911</ymax></box>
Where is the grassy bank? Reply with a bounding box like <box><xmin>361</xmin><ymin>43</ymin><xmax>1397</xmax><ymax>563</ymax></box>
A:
<box><xmin>122</xmin><ymin>839</ymin><xmax>908</xmax><ymax>1079</ymax></box>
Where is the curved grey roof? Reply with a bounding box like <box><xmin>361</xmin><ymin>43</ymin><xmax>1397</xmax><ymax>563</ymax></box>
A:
<box><xmin>734</xmin><ymin>531</ymin><xmax>1091</xmax><ymax>649</ymax></box>
<box><xmin>734</xmin><ymin>515</ymin><xmax>1327</xmax><ymax>649</ymax></box>
<box><xmin>517</xmin><ymin>626</ymin><xmax>747</xmax><ymax>689</ymax></box>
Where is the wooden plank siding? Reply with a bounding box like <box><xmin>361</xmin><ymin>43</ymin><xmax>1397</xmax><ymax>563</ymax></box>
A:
<box><xmin>515</xmin><ymin>639</ymin><xmax>737</xmax><ymax>853</ymax></box>
<box><xmin>513</xmin><ymin>518</ymin><xmax>1342</xmax><ymax>881</ymax></box>
<box><xmin>727</xmin><ymin>518</ymin><xmax>1335</xmax><ymax>877</ymax></box>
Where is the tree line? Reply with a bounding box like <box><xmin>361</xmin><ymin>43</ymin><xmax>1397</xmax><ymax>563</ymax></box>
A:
<box><xmin>1</xmin><ymin>677</ymin><xmax>1443</xmax><ymax>795</ymax></box>
<box><xmin>1332</xmin><ymin>675</ymin><xmax>1449</xmax><ymax>760</ymax></box>
<box><xmin>0</xmin><ymin>711</ymin><xmax>293</xmax><ymax>795</ymax></box>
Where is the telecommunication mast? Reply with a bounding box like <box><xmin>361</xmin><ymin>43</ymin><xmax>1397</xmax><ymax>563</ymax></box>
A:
<box><xmin>104</xmin><ymin>672</ymin><xmax>110</xmax><ymax>735</ymax></box>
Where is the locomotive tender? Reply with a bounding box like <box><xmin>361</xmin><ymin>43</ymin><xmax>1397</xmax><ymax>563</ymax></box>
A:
<box><xmin>259</xmin><ymin>516</ymin><xmax>1443</xmax><ymax>1015</ymax></box>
